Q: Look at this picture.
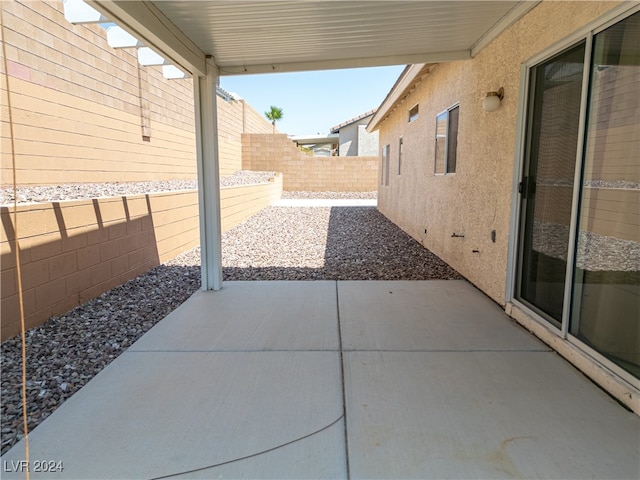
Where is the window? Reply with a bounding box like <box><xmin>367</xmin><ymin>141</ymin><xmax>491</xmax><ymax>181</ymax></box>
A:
<box><xmin>434</xmin><ymin>104</ymin><xmax>459</xmax><ymax>174</ymax></box>
<box><xmin>398</xmin><ymin>137</ymin><xmax>403</xmax><ymax>175</ymax></box>
<box><xmin>381</xmin><ymin>144</ymin><xmax>390</xmax><ymax>186</ymax></box>
<box><xmin>408</xmin><ymin>104</ymin><xmax>419</xmax><ymax>122</ymax></box>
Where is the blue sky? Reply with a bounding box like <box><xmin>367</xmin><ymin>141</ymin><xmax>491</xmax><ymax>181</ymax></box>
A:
<box><xmin>219</xmin><ymin>65</ymin><xmax>405</xmax><ymax>136</ymax></box>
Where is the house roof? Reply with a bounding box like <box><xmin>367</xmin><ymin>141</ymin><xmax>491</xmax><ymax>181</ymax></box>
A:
<box><xmin>330</xmin><ymin>110</ymin><xmax>377</xmax><ymax>134</ymax></box>
<box><xmin>88</xmin><ymin>1</ymin><xmax>540</xmax><ymax>77</ymax></box>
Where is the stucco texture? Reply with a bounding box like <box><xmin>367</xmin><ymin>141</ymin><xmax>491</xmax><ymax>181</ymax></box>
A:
<box><xmin>376</xmin><ymin>1</ymin><xmax>624</xmax><ymax>305</ymax></box>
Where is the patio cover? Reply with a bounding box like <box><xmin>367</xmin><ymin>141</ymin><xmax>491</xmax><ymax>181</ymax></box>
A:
<box><xmin>85</xmin><ymin>0</ymin><xmax>540</xmax><ymax>289</ymax></box>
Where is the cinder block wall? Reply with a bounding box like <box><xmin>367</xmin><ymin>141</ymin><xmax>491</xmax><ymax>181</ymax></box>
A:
<box><xmin>221</xmin><ymin>174</ymin><xmax>283</xmax><ymax>231</ymax></box>
<box><xmin>218</xmin><ymin>99</ymin><xmax>274</xmax><ymax>175</ymax></box>
<box><xmin>0</xmin><ymin>0</ymin><xmax>275</xmax><ymax>184</ymax></box>
<box><xmin>0</xmin><ymin>0</ymin><xmax>285</xmax><ymax>339</ymax></box>
<box><xmin>242</xmin><ymin>134</ymin><xmax>377</xmax><ymax>191</ymax></box>
<box><xmin>0</xmin><ymin>0</ymin><xmax>196</xmax><ymax>184</ymax></box>
<box><xmin>0</xmin><ymin>176</ymin><xmax>282</xmax><ymax>340</ymax></box>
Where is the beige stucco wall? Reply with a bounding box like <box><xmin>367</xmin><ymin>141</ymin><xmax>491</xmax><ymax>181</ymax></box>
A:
<box><xmin>243</xmin><ymin>134</ymin><xmax>378</xmax><ymax>191</ymax></box>
<box><xmin>376</xmin><ymin>1</ymin><xmax>624</xmax><ymax>305</ymax></box>
<box><xmin>0</xmin><ymin>175</ymin><xmax>282</xmax><ymax>340</ymax></box>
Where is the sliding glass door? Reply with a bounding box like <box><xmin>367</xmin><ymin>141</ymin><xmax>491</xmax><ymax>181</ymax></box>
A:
<box><xmin>570</xmin><ymin>12</ymin><xmax>640</xmax><ymax>378</ymax></box>
<box><xmin>517</xmin><ymin>43</ymin><xmax>586</xmax><ymax>325</ymax></box>
<box><xmin>516</xmin><ymin>10</ymin><xmax>639</xmax><ymax>379</ymax></box>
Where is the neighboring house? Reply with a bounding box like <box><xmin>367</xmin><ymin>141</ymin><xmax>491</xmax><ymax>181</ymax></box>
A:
<box><xmin>331</xmin><ymin>110</ymin><xmax>379</xmax><ymax>156</ymax></box>
<box><xmin>369</xmin><ymin>3</ymin><xmax>639</xmax><ymax>398</ymax></box>
<box><xmin>290</xmin><ymin>133</ymin><xmax>339</xmax><ymax>157</ymax></box>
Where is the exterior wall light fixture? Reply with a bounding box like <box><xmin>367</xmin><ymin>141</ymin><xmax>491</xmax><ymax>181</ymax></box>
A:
<box><xmin>483</xmin><ymin>87</ymin><xmax>504</xmax><ymax>112</ymax></box>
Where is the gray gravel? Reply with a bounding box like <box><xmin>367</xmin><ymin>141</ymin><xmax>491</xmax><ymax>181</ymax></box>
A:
<box><xmin>222</xmin><ymin>206</ymin><xmax>458</xmax><ymax>280</ymax></box>
<box><xmin>281</xmin><ymin>191</ymin><xmax>377</xmax><ymax>199</ymax></box>
<box><xmin>222</xmin><ymin>170</ymin><xmax>276</xmax><ymax>188</ymax></box>
<box><xmin>0</xmin><ymin>171</ymin><xmax>276</xmax><ymax>205</ymax></box>
<box><xmin>532</xmin><ymin>222</ymin><xmax>640</xmax><ymax>271</ymax></box>
<box><xmin>1</xmin><ymin>203</ymin><xmax>461</xmax><ymax>454</ymax></box>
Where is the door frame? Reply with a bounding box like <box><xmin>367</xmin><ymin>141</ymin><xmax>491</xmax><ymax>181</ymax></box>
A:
<box><xmin>505</xmin><ymin>3</ymin><xmax>640</xmax><ymax>389</ymax></box>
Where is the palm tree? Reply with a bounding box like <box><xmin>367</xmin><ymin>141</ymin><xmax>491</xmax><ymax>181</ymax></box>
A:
<box><xmin>264</xmin><ymin>106</ymin><xmax>283</xmax><ymax>133</ymax></box>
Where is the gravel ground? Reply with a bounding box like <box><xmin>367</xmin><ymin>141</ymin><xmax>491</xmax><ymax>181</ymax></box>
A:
<box><xmin>532</xmin><ymin>222</ymin><xmax>640</xmax><ymax>271</ymax></box>
<box><xmin>281</xmin><ymin>190</ymin><xmax>377</xmax><ymax>199</ymax></box>
<box><xmin>1</xmin><ymin>202</ymin><xmax>461</xmax><ymax>454</ymax></box>
<box><xmin>222</xmin><ymin>206</ymin><xmax>458</xmax><ymax>280</ymax></box>
<box><xmin>0</xmin><ymin>171</ymin><xmax>276</xmax><ymax>205</ymax></box>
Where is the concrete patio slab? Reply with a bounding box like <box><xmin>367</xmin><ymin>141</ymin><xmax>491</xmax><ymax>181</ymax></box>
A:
<box><xmin>344</xmin><ymin>350</ymin><xmax>640</xmax><ymax>479</ymax></box>
<box><xmin>130</xmin><ymin>281</ymin><xmax>339</xmax><ymax>352</ymax></box>
<box><xmin>338</xmin><ymin>280</ymin><xmax>549</xmax><ymax>351</ymax></box>
<box><xmin>2</xmin><ymin>280</ymin><xmax>638</xmax><ymax>479</ymax></box>
<box><xmin>1</xmin><ymin>350</ymin><xmax>346</xmax><ymax>479</ymax></box>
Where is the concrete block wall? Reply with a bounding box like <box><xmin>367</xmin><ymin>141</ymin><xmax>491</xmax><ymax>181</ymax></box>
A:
<box><xmin>242</xmin><ymin>101</ymin><xmax>278</xmax><ymax>137</ymax></box>
<box><xmin>217</xmin><ymin>99</ymin><xmax>244</xmax><ymax>176</ymax></box>
<box><xmin>242</xmin><ymin>134</ymin><xmax>377</xmax><ymax>191</ymax></box>
<box><xmin>0</xmin><ymin>0</ymin><xmax>196</xmax><ymax>185</ymax></box>
<box><xmin>0</xmin><ymin>0</ymin><xmax>275</xmax><ymax>184</ymax></box>
<box><xmin>217</xmin><ymin>99</ymin><xmax>274</xmax><ymax>176</ymax></box>
<box><xmin>0</xmin><ymin>0</ymin><xmax>284</xmax><ymax>339</ymax></box>
<box><xmin>0</xmin><ymin>176</ymin><xmax>282</xmax><ymax>340</ymax></box>
<box><xmin>221</xmin><ymin>174</ymin><xmax>283</xmax><ymax>231</ymax></box>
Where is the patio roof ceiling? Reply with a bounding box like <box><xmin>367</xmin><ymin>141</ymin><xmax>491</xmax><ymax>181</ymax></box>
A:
<box><xmin>88</xmin><ymin>1</ymin><xmax>540</xmax><ymax>77</ymax></box>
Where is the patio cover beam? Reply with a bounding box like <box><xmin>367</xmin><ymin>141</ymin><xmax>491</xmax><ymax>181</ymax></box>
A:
<box><xmin>218</xmin><ymin>50</ymin><xmax>470</xmax><ymax>76</ymax></box>
<box><xmin>194</xmin><ymin>58</ymin><xmax>223</xmax><ymax>291</ymax></box>
<box><xmin>87</xmin><ymin>0</ymin><xmax>206</xmax><ymax>76</ymax></box>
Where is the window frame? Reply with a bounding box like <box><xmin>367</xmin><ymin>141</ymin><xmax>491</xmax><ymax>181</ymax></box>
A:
<box><xmin>505</xmin><ymin>3</ymin><xmax>640</xmax><ymax>392</ymax></box>
<box><xmin>398</xmin><ymin>137</ymin><xmax>403</xmax><ymax>175</ymax></box>
<box><xmin>434</xmin><ymin>103</ymin><xmax>460</xmax><ymax>175</ymax></box>
<box><xmin>408</xmin><ymin>104</ymin><xmax>419</xmax><ymax>123</ymax></box>
<box><xmin>381</xmin><ymin>143</ymin><xmax>391</xmax><ymax>186</ymax></box>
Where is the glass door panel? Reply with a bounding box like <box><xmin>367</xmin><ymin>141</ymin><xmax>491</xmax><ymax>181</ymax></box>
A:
<box><xmin>517</xmin><ymin>43</ymin><xmax>586</xmax><ymax>324</ymax></box>
<box><xmin>570</xmin><ymin>12</ymin><xmax>640</xmax><ymax>377</ymax></box>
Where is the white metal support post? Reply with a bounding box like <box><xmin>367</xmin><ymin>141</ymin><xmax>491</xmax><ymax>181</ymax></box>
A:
<box><xmin>194</xmin><ymin>58</ymin><xmax>223</xmax><ymax>290</ymax></box>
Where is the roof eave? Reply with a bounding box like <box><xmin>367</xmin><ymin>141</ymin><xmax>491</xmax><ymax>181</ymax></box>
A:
<box><xmin>216</xmin><ymin>50</ymin><xmax>470</xmax><ymax>77</ymax></box>
<box><xmin>330</xmin><ymin>109</ymin><xmax>377</xmax><ymax>134</ymax></box>
<box><xmin>367</xmin><ymin>1</ymin><xmax>543</xmax><ymax>133</ymax></box>
<box><xmin>367</xmin><ymin>63</ymin><xmax>432</xmax><ymax>132</ymax></box>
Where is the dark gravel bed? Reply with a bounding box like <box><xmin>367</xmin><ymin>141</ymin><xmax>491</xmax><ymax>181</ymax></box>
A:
<box><xmin>1</xmin><ymin>205</ymin><xmax>461</xmax><ymax>454</ymax></box>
